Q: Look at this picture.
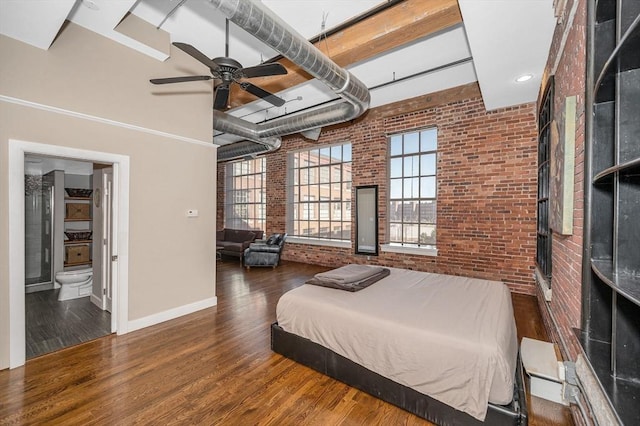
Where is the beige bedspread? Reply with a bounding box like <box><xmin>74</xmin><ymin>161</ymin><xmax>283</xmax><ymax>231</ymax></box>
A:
<box><xmin>276</xmin><ymin>267</ymin><xmax>518</xmax><ymax>421</ymax></box>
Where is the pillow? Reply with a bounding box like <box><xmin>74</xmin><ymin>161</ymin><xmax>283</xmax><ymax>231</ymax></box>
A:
<box><xmin>216</xmin><ymin>230</ymin><xmax>225</xmax><ymax>241</ymax></box>
<box><xmin>266</xmin><ymin>233</ymin><xmax>281</xmax><ymax>245</ymax></box>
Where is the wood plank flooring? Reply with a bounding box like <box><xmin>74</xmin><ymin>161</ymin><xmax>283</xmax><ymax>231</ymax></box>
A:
<box><xmin>1</xmin><ymin>261</ymin><xmax>573</xmax><ymax>425</ymax></box>
<box><xmin>25</xmin><ymin>289</ymin><xmax>111</xmax><ymax>359</ymax></box>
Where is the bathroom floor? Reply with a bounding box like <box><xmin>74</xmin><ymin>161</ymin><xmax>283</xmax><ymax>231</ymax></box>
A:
<box><xmin>25</xmin><ymin>289</ymin><xmax>111</xmax><ymax>359</ymax></box>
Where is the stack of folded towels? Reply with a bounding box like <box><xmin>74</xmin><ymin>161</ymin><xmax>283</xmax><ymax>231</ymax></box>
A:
<box><xmin>305</xmin><ymin>264</ymin><xmax>390</xmax><ymax>292</ymax></box>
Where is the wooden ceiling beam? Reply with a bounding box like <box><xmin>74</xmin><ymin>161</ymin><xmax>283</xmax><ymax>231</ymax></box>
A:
<box><xmin>229</xmin><ymin>0</ymin><xmax>462</xmax><ymax>108</ymax></box>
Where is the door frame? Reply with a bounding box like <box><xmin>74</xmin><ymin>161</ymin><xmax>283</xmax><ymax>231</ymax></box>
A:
<box><xmin>8</xmin><ymin>139</ymin><xmax>130</xmax><ymax>368</ymax></box>
<box><xmin>101</xmin><ymin>168</ymin><xmax>114</xmax><ymax>313</ymax></box>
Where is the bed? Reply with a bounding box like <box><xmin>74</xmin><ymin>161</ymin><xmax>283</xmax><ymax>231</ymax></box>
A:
<box><xmin>272</xmin><ymin>266</ymin><xmax>528</xmax><ymax>425</ymax></box>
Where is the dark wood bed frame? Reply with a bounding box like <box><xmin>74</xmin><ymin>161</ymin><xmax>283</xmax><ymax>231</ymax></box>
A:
<box><xmin>271</xmin><ymin>323</ymin><xmax>528</xmax><ymax>426</ymax></box>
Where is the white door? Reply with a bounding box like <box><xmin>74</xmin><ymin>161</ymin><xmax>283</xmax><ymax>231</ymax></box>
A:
<box><xmin>102</xmin><ymin>168</ymin><xmax>114</xmax><ymax>313</ymax></box>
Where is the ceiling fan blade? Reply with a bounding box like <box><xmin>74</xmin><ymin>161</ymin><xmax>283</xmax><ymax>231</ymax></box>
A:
<box><xmin>214</xmin><ymin>84</ymin><xmax>230</xmax><ymax>110</ymax></box>
<box><xmin>150</xmin><ymin>75</ymin><xmax>213</xmax><ymax>84</ymax></box>
<box><xmin>172</xmin><ymin>42</ymin><xmax>218</xmax><ymax>70</ymax></box>
<box><xmin>240</xmin><ymin>82</ymin><xmax>285</xmax><ymax>107</ymax></box>
<box><xmin>240</xmin><ymin>62</ymin><xmax>288</xmax><ymax>78</ymax></box>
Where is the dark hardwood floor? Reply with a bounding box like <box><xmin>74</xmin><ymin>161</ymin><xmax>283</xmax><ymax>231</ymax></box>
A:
<box><xmin>25</xmin><ymin>289</ymin><xmax>111</xmax><ymax>359</ymax></box>
<box><xmin>1</xmin><ymin>261</ymin><xmax>572</xmax><ymax>425</ymax></box>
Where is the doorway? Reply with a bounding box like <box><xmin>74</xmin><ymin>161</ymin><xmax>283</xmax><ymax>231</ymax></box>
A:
<box><xmin>23</xmin><ymin>156</ymin><xmax>113</xmax><ymax>358</ymax></box>
<box><xmin>8</xmin><ymin>140</ymin><xmax>130</xmax><ymax>368</ymax></box>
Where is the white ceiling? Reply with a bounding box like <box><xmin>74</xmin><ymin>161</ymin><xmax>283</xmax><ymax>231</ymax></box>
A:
<box><xmin>0</xmin><ymin>0</ymin><xmax>557</xmax><ymax>145</ymax></box>
<box><xmin>458</xmin><ymin>0</ymin><xmax>557</xmax><ymax>111</ymax></box>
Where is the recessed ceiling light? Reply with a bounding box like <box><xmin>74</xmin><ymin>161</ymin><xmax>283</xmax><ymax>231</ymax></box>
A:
<box><xmin>515</xmin><ymin>74</ymin><xmax>533</xmax><ymax>83</ymax></box>
<box><xmin>82</xmin><ymin>0</ymin><xmax>100</xmax><ymax>11</ymax></box>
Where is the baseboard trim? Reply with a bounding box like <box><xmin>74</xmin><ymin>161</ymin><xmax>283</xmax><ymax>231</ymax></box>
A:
<box><xmin>90</xmin><ymin>294</ymin><xmax>103</xmax><ymax>309</ymax></box>
<box><xmin>127</xmin><ymin>296</ymin><xmax>218</xmax><ymax>333</ymax></box>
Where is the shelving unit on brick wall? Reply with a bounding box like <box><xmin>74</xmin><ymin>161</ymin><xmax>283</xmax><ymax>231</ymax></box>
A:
<box><xmin>581</xmin><ymin>0</ymin><xmax>640</xmax><ymax>424</ymax></box>
<box><xmin>63</xmin><ymin>189</ymin><xmax>93</xmax><ymax>268</ymax></box>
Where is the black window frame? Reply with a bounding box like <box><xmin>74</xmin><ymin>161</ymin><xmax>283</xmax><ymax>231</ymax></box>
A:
<box><xmin>536</xmin><ymin>77</ymin><xmax>554</xmax><ymax>280</ymax></box>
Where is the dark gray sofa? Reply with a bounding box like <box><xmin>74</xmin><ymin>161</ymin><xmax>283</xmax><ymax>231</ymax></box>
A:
<box><xmin>216</xmin><ymin>228</ymin><xmax>264</xmax><ymax>260</ymax></box>
<box><xmin>244</xmin><ymin>233</ymin><xmax>287</xmax><ymax>268</ymax></box>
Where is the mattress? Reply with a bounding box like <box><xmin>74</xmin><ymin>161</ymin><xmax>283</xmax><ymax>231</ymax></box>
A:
<box><xmin>276</xmin><ymin>267</ymin><xmax>518</xmax><ymax>421</ymax></box>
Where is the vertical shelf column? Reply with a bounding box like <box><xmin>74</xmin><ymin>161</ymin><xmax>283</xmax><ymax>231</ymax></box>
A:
<box><xmin>582</xmin><ymin>0</ymin><xmax>640</xmax><ymax>424</ymax></box>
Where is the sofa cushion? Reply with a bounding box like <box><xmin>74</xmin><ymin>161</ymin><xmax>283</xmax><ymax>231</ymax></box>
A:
<box><xmin>248</xmin><ymin>243</ymin><xmax>282</xmax><ymax>253</ymax></box>
<box><xmin>216</xmin><ymin>230</ymin><xmax>225</xmax><ymax>242</ymax></box>
<box><xmin>266</xmin><ymin>234</ymin><xmax>280</xmax><ymax>245</ymax></box>
<box><xmin>226</xmin><ymin>230</ymin><xmax>255</xmax><ymax>243</ymax></box>
<box><xmin>219</xmin><ymin>241</ymin><xmax>244</xmax><ymax>253</ymax></box>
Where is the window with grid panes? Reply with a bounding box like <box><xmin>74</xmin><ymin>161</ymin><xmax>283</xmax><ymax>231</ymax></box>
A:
<box><xmin>536</xmin><ymin>78</ymin><xmax>553</xmax><ymax>279</ymax></box>
<box><xmin>224</xmin><ymin>157</ymin><xmax>266</xmax><ymax>232</ymax></box>
<box><xmin>288</xmin><ymin>143</ymin><xmax>352</xmax><ymax>240</ymax></box>
<box><xmin>388</xmin><ymin>128</ymin><xmax>437</xmax><ymax>247</ymax></box>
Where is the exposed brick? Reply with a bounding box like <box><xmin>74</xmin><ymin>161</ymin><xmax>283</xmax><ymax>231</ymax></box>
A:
<box><xmin>218</xmin><ymin>83</ymin><xmax>538</xmax><ymax>294</ymax></box>
<box><xmin>537</xmin><ymin>0</ymin><xmax>586</xmax><ymax>366</ymax></box>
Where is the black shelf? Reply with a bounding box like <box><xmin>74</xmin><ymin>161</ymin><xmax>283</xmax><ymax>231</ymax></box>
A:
<box><xmin>593</xmin><ymin>13</ymin><xmax>640</xmax><ymax>102</ymax></box>
<box><xmin>593</xmin><ymin>156</ymin><xmax>640</xmax><ymax>182</ymax></box>
<box><xmin>584</xmin><ymin>0</ymin><xmax>640</xmax><ymax>423</ymax></box>
<box><xmin>591</xmin><ymin>259</ymin><xmax>640</xmax><ymax>307</ymax></box>
<box><xmin>577</xmin><ymin>332</ymin><xmax>640</xmax><ymax>426</ymax></box>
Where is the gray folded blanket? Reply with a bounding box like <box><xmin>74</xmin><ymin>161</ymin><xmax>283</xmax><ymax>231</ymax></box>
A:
<box><xmin>306</xmin><ymin>267</ymin><xmax>390</xmax><ymax>292</ymax></box>
<box><xmin>314</xmin><ymin>264</ymin><xmax>385</xmax><ymax>284</ymax></box>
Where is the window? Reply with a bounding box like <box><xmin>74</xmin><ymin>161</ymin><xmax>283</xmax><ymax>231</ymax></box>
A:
<box><xmin>332</xmin><ymin>198</ymin><xmax>342</xmax><ymax>219</ymax></box>
<box><xmin>289</xmin><ymin>143</ymin><xmax>352</xmax><ymax>240</ymax></box>
<box><xmin>536</xmin><ymin>78</ymin><xmax>553</xmax><ymax>279</ymax></box>
<box><xmin>302</xmin><ymin>195</ymin><xmax>315</xmax><ymax>220</ymax></box>
<box><xmin>319</xmin><ymin>196</ymin><xmax>330</xmax><ymax>220</ymax></box>
<box><xmin>388</xmin><ymin>128</ymin><xmax>437</xmax><ymax>247</ymax></box>
<box><xmin>224</xmin><ymin>157</ymin><xmax>266</xmax><ymax>232</ymax></box>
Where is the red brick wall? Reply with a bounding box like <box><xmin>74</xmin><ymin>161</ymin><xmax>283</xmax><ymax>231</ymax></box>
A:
<box><xmin>218</xmin><ymin>83</ymin><xmax>539</xmax><ymax>294</ymax></box>
<box><xmin>537</xmin><ymin>0</ymin><xmax>586</xmax><ymax>362</ymax></box>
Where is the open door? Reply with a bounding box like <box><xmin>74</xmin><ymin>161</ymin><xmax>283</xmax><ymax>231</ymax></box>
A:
<box><xmin>102</xmin><ymin>168</ymin><xmax>114</xmax><ymax>313</ymax></box>
<box><xmin>92</xmin><ymin>166</ymin><xmax>114</xmax><ymax>313</ymax></box>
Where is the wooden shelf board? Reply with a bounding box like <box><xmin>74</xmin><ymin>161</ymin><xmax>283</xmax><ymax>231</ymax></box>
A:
<box><xmin>64</xmin><ymin>240</ymin><xmax>92</xmax><ymax>245</ymax></box>
<box><xmin>64</xmin><ymin>261</ymin><xmax>92</xmax><ymax>267</ymax></box>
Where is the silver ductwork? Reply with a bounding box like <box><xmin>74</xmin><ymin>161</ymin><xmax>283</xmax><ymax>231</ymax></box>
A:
<box><xmin>209</xmin><ymin>0</ymin><xmax>370</xmax><ymax>162</ymax></box>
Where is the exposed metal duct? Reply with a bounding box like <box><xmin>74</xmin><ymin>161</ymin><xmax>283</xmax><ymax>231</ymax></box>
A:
<box><xmin>209</xmin><ymin>0</ymin><xmax>370</xmax><ymax>162</ymax></box>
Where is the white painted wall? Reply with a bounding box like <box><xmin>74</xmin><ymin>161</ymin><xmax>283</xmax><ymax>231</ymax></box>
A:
<box><xmin>0</xmin><ymin>21</ymin><xmax>217</xmax><ymax>369</ymax></box>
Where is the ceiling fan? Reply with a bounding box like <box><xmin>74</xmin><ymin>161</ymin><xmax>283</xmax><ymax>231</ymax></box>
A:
<box><xmin>150</xmin><ymin>41</ymin><xmax>288</xmax><ymax>110</ymax></box>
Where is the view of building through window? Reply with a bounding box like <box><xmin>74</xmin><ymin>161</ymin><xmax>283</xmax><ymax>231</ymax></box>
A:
<box><xmin>288</xmin><ymin>143</ymin><xmax>352</xmax><ymax>240</ymax></box>
<box><xmin>389</xmin><ymin>128</ymin><xmax>437</xmax><ymax>247</ymax></box>
<box><xmin>224</xmin><ymin>157</ymin><xmax>266</xmax><ymax>232</ymax></box>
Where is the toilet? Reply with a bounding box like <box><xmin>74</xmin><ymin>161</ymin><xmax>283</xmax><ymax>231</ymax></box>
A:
<box><xmin>55</xmin><ymin>268</ymin><xmax>93</xmax><ymax>301</ymax></box>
